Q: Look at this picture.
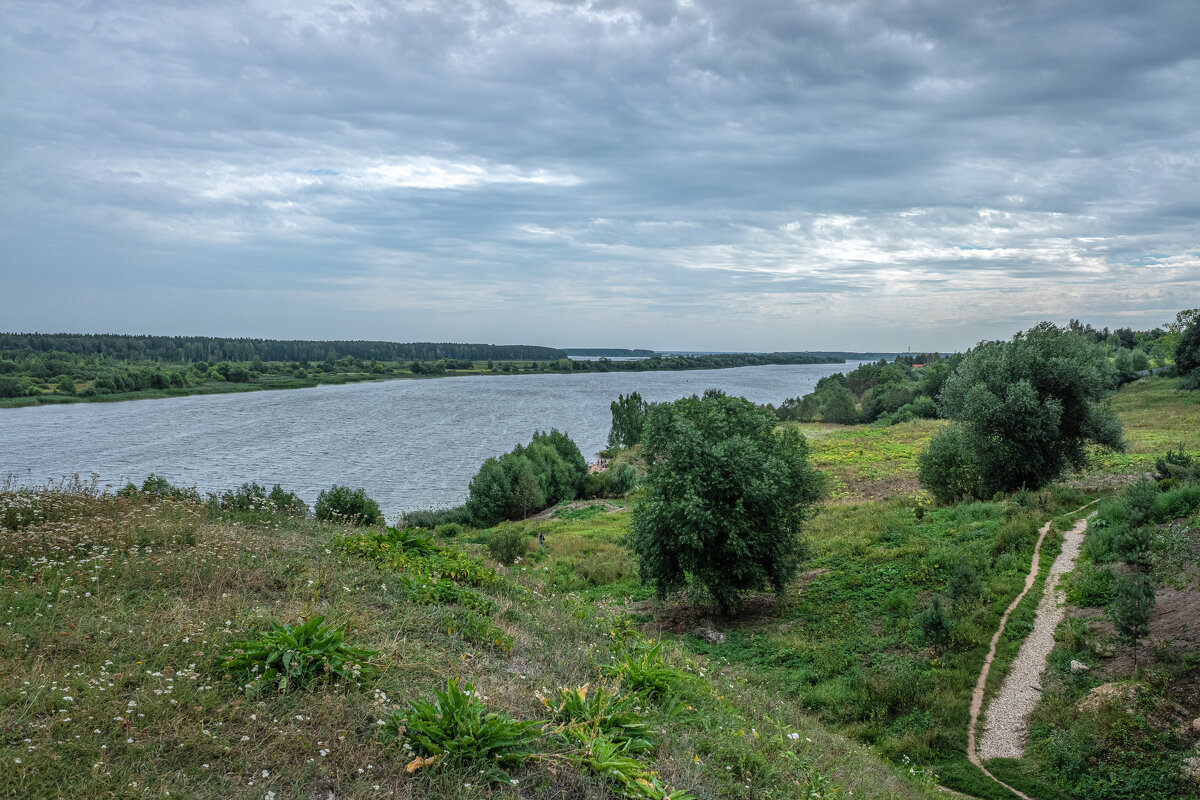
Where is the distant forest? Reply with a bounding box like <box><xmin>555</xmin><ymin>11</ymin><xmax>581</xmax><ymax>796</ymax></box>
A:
<box><xmin>0</xmin><ymin>333</ymin><xmax>566</xmax><ymax>363</ymax></box>
<box><xmin>562</xmin><ymin>348</ymin><xmax>657</xmax><ymax>357</ymax></box>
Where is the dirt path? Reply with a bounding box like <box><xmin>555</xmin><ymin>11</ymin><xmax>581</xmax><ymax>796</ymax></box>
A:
<box><xmin>978</xmin><ymin>516</ymin><xmax>1088</xmax><ymax>759</ymax></box>
<box><xmin>964</xmin><ymin>502</ymin><xmax>1095</xmax><ymax>800</ymax></box>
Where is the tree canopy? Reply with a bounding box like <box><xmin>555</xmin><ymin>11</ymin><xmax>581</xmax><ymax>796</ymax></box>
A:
<box><xmin>919</xmin><ymin>322</ymin><xmax>1124</xmax><ymax>501</ymax></box>
<box><xmin>464</xmin><ymin>430</ymin><xmax>587</xmax><ymax>525</ymax></box>
<box><xmin>629</xmin><ymin>390</ymin><xmax>824</xmax><ymax>614</ymax></box>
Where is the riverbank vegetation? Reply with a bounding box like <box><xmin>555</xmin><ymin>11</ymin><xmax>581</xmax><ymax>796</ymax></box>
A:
<box><xmin>0</xmin><ymin>333</ymin><xmax>846</xmax><ymax>408</ymax></box>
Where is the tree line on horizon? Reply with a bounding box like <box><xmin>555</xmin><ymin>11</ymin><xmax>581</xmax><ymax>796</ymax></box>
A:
<box><xmin>0</xmin><ymin>332</ymin><xmax>567</xmax><ymax>364</ymax></box>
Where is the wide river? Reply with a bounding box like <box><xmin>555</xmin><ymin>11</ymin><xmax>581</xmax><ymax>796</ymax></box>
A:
<box><xmin>1</xmin><ymin>362</ymin><xmax>863</xmax><ymax>516</ymax></box>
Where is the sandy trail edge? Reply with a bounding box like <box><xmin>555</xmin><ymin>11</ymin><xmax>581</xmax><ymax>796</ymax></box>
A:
<box><xmin>964</xmin><ymin>502</ymin><xmax>1097</xmax><ymax>800</ymax></box>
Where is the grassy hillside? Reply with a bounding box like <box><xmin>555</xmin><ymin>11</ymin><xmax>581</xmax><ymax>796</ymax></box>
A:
<box><xmin>0</xmin><ymin>479</ymin><xmax>934</xmax><ymax>800</ymax></box>
<box><xmin>4</xmin><ymin>374</ymin><xmax>1196</xmax><ymax>799</ymax></box>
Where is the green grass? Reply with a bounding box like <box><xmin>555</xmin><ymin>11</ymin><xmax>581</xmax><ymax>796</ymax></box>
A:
<box><xmin>512</xmin><ymin>492</ymin><xmax>1106</xmax><ymax>797</ymax></box>
<box><xmin>787</xmin><ymin>419</ymin><xmax>945</xmax><ymax>502</ymax></box>
<box><xmin>1089</xmin><ymin>376</ymin><xmax>1200</xmax><ymax>473</ymax></box>
<box><xmin>0</xmin><ymin>483</ymin><xmax>935</xmax><ymax>800</ymax></box>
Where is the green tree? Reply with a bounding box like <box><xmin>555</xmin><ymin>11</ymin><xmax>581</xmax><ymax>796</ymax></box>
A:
<box><xmin>629</xmin><ymin>391</ymin><xmax>824</xmax><ymax>614</ymax></box>
<box><xmin>1176</xmin><ymin>318</ymin><xmax>1200</xmax><ymax>386</ymax></box>
<box><xmin>510</xmin><ymin>458</ymin><xmax>545</xmax><ymax>519</ymax></box>
<box><xmin>817</xmin><ymin>383</ymin><xmax>859</xmax><ymax>424</ymax></box>
<box><xmin>608</xmin><ymin>392</ymin><xmax>649</xmax><ymax>448</ymax></box>
<box><xmin>1110</xmin><ymin>572</ymin><xmax>1154</xmax><ymax>666</ymax></box>
<box><xmin>465</xmin><ymin>457</ymin><xmax>512</xmax><ymax>526</ymax></box>
<box><xmin>921</xmin><ymin>323</ymin><xmax>1124</xmax><ymax>498</ymax></box>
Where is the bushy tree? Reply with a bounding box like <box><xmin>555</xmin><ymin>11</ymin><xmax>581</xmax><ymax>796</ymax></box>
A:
<box><xmin>465</xmin><ymin>429</ymin><xmax>587</xmax><ymax>525</ymax></box>
<box><xmin>920</xmin><ymin>323</ymin><xmax>1124</xmax><ymax>499</ymax></box>
<box><xmin>608</xmin><ymin>392</ymin><xmax>650</xmax><ymax>448</ymax></box>
<box><xmin>817</xmin><ymin>383</ymin><xmax>859</xmax><ymax>424</ymax></box>
<box><xmin>917</xmin><ymin>425</ymin><xmax>981</xmax><ymax>503</ymax></box>
<box><xmin>629</xmin><ymin>390</ymin><xmax>824</xmax><ymax>614</ymax></box>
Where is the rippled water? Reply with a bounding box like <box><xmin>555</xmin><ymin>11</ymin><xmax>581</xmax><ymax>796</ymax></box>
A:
<box><xmin>1</xmin><ymin>362</ymin><xmax>863</xmax><ymax>515</ymax></box>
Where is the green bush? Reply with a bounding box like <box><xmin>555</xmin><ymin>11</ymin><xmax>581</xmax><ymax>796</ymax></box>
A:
<box><xmin>221</xmin><ymin>615</ymin><xmax>376</xmax><ymax>693</ymax></box>
<box><xmin>210</xmin><ymin>482</ymin><xmax>309</xmax><ymax>517</ymax></box>
<box><xmin>466</xmin><ymin>429</ymin><xmax>587</xmax><ymax>525</ymax></box>
<box><xmin>384</xmin><ymin>678</ymin><xmax>541</xmax><ymax>780</ymax></box>
<box><xmin>315</xmin><ymin>484</ymin><xmax>382</xmax><ymax>526</ymax></box>
<box><xmin>116</xmin><ymin>473</ymin><xmax>202</xmax><ymax>503</ymax></box>
<box><xmin>993</xmin><ymin>514</ymin><xmax>1039</xmax><ymax>556</ymax></box>
<box><xmin>487</xmin><ymin>527</ymin><xmax>529</xmax><ymax>565</ymax></box>
<box><xmin>630</xmin><ymin>391</ymin><xmax>824</xmax><ymax>613</ymax></box>
<box><xmin>1150</xmin><ymin>482</ymin><xmax>1200</xmax><ymax>523</ymax></box>
<box><xmin>917</xmin><ymin>425</ymin><xmax>981</xmax><ymax>504</ymax></box>
<box><xmin>403</xmin><ymin>505</ymin><xmax>469</xmax><ymax>529</ymax></box>
<box><xmin>1066</xmin><ymin>565</ymin><xmax>1115</xmax><ymax>607</ymax></box>
<box><xmin>930</xmin><ymin>322</ymin><xmax>1124</xmax><ymax>495</ymax></box>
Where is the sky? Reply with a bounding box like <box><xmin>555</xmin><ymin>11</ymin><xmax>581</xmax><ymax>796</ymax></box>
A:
<box><xmin>2</xmin><ymin>0</ymin><xmax>1199</xmax><ymax>352</ymax></box>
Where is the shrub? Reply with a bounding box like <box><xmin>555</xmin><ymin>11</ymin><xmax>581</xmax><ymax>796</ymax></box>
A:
<box><xmin>946</xmin><ymin>560</ymin><xmax>981</xmax><ymax>600</ymax></box>
<box><xmin>917</xmin><ymin>425</ymin><xmax>981</xmax><ymax>504</ymax></box>
<box><xmin>315</xmin><ymin>484</ymin><xmax>382</xmax><ymax>526</ymax></box>
<box><xmin>1154</xmin><ymin>449</ymin><xmax>1197</xmax><ymax>486</ymax></box>
<box><xmin>221</xmin><ymin>615</ymin><xmax>376</xmax><ymax>692</ymax></box>
<box><xmin>609</xmin><ymin>462</ymin><xmax>637</xmax><ymax>495</ymax></box>
<box><xmin>993</xmin><ymin>515</ymin><xmax>1039</xmax><ymax>556</ymax></box>
<box><xmin>384</xmin><ymin>678</ymin><xmax>541</xmax><ymax>780</ymax></box>
<box><xmin>1066</xmin><ymin>565</ymin><xmax>1115</xmax><ymax>607</ymax></box>
<box><xmin>403</xmin><ymin>505</ymin><xmax>469</xmax><ymax>529</ymax></box>
<box><xmin>1150</xmin><ymin>482</ymin><xmax>1200</xmax><ymax>523</ymax></box>
<box><xmin>487</xmin><ymin>527</ymin><xmax>529</xmax><ymax>565</ymax></box>
<box><xmin>267</xmin><ymin>484</ymin><xmax>308</xmax><ymax>517</ymax></box>
<box><xmin>116</xmin><ymin>473</ymin><xmax>201</xmax><ymax>503</ymax></box>
<box><xmin>211</xmin><ymin>481</ymin><xmax>306</xmax><ymax>517</ymax></box>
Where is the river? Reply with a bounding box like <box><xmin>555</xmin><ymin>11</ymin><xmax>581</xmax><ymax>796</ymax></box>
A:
<box><xmin>0</xmin><ymin>361</ymin><xmax>863</xmax><ymax>516</ymax></box>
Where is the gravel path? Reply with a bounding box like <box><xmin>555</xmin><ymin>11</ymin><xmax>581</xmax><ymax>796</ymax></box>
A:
<box><xmin>978</xmin><ymin>516</ymin><xmax>1088</xmax><ymax>759</ymax></box>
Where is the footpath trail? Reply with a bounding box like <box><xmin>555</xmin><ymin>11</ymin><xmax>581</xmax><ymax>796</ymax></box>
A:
<box><xmin>964</xmin><ymin>504</ymin><xmax>1094</xmax><ymax>800</ymax></box>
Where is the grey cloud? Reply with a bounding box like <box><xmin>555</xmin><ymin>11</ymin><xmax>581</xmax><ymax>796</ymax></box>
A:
<box><xmin>2</xmin><ymin>0</ymin><xmax>1199</xmax><ymax>351</ymax></box>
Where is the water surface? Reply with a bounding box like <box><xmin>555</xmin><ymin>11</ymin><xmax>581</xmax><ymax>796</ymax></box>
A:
<box><xmin>1</xmin><ymin>362</ymin><xmax>862</xmax><ymax>515</ymax></box>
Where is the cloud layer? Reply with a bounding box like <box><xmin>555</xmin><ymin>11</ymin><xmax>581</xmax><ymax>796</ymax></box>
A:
<box><xmin>3</xmin><ymin>0</ymin><xmax>1198</xmax><ymax>350</ymax></box>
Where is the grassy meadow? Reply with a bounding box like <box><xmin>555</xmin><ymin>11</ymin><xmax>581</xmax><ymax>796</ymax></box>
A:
<box><xmin>0</xmin><ymin>480</ymin><xmax>935</xmax><ymax>800</ymax></box>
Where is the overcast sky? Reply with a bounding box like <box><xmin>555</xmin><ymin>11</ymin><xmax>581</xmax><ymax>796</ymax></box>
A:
<box><xmin>3</xmin><ymin>1</ymin><xmax>1198</xmax><ymax>351</ymax></box>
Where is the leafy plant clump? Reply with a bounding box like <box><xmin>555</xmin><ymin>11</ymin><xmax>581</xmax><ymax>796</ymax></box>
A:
<box><xmin>209</xmin><ymin>481</ymin><xmax>309</xmax><ymax>517</ymax></box>
<box><xmin>604</xmin><ymin>641</ymin><xmax>694</xmax><ymax>701</ymax></box>
<box><xmin>221</xmin><ymin>615</ymin><xmax>376</xmax><ymax>692</ymax></box>
<box><xmin>384</xmin><ymin>677</ymin><xmax>542</xmax><ymax>781</ymax></box>
<box><xmin>315</xmin><ymin>484</ymin><xmax>382</xmax><ymax>526</ymax></box>
<box><xmin>542</xmin><ymin>682</ymin><xmax>655</xmax><ymax>754</ymax></box>
<box><xmin>115</xmin><ymin>473</ymin><xmax>202</xmax><ymax>503</ymax></box>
